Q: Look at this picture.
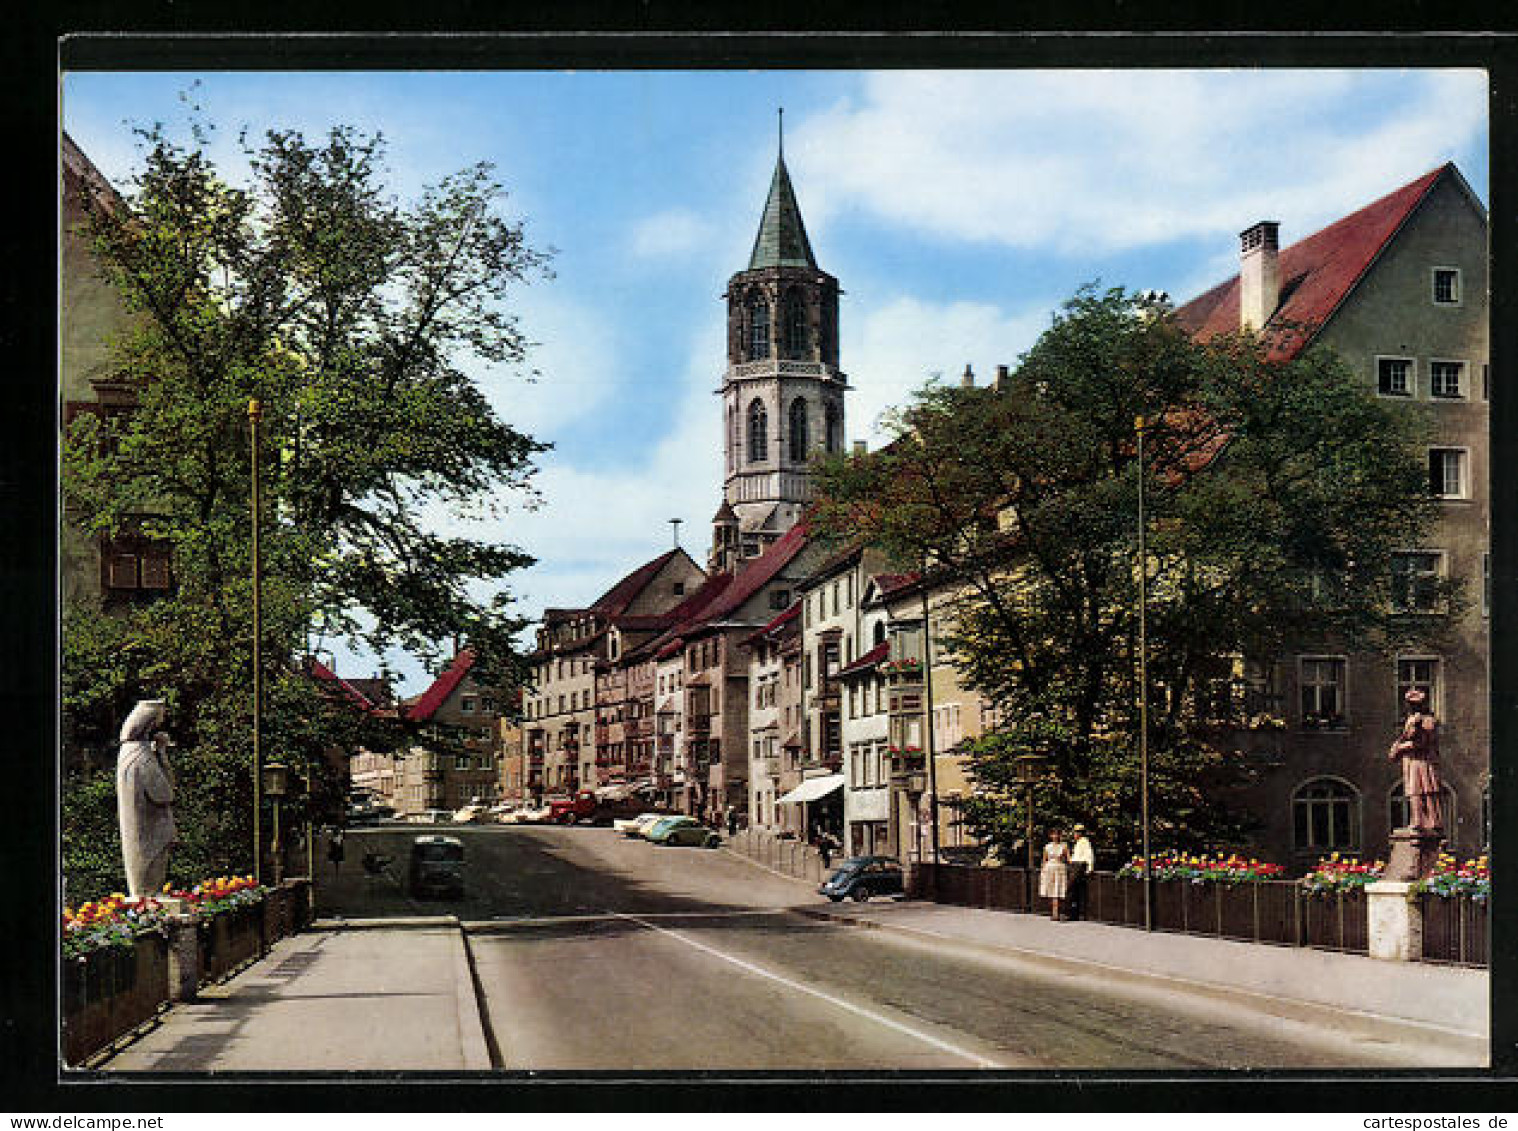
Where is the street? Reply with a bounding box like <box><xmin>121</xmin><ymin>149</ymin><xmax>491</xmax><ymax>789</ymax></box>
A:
<box><xmin>302</xmin><ymin>826</ymin><xmax>1481</xmax><ymax>1071</ymax></box>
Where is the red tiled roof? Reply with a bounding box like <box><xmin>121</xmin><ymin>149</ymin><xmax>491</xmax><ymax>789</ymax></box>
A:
<box><xmin>308</xmin><ymin>658</ymin><xmax>378</xmax><ymax>714</ymax></box>
<box><xmin>698</xmin><ymin>521</ymin><xmax>810</xmax><ymax>623</ymax></box>
<box><xmin>591</xmin><ymin>548</ymin><xmax>687</xmax><ymax>616</ymax></box>
<box><xmin>405</xmin><ymin>649</ymin><xmax>477</xmax><ymax>722</ymax></box>
<box><xmin>1174</xmin><ymin>165</ymin><xmax>1449</xmax><ymax>361</ymax></box>
<box><xmin>742</xmin><ymin>599</ymin><xmax>802</xmax><ymax>646</ymax></box>
<box><xmin>839</xmin><ymin>641</ymin><xmax>889</xmax><ymax>677</ymax></box>
<box><xmin>873</xmin><ymin>572</ymin><xmax>921</xmax><ymax>598</ymax></box>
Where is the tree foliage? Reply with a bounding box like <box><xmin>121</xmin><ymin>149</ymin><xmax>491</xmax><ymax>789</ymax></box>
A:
<box><xmin>63</xmin><ymin>121</ymin><xmax>551</xmax><ymax>882</ymax></box>
<box><xmin>816</xmin><ymin>287</ymin><xmax>1453</xmax><ymax>857</ymax></box>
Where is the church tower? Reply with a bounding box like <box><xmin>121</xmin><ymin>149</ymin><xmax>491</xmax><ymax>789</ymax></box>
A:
<box><xmin>711</xmin><ymin>120</ymin><xmax>847</xmax><ymax>574</ymax></box>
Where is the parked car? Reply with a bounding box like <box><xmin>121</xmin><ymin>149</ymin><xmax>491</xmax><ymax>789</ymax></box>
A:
<box><xmin>819</xmin><ymin>855</ymin><xmax>905</xmax><ymax>902</ymax></box>
<box><xmin>641</xmin><ymin>815</ymin><xmax>699</xmax><ymax>842</ymax></box>
<box><xmin>615</xmin><ymin>812</ymin><xmax>672</xmax><ymax>838</ymax></box>
<box><xmin>409</xmin><ymin>835</ymin><xmax>465</xmax><ymax>898</ymax></box>
<box><xmin>452</xmin><ymin>803</ymin><xmax>491</xmax><ymax>824</ymax></box>
<box><xmin>647</xmin><ymin>817</ymin><xmax>720</xmax><ymax>848</ymax></box>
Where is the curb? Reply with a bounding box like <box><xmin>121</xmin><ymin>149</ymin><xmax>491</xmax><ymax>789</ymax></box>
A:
<box><xmin>451</xmin><ymin>926</ymin><xmax>494</xmax><ymax>1070</ymax></box>
<box><xmin>796</xmin><ymin>905</ymin><xmax>1489</xmax><ymax>1050</ymax></box>
<box><xmin>311</xmin><ymin>916</ymin><xmax>459</xmax><ymax>930</ymax></box>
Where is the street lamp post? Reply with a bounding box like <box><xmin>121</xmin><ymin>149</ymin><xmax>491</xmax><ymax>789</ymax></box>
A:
<box><xmin>249</xmin><ymin>399</ymin><xmax>264</xmax><ymax>885</ymax></box>
<box><xmin>1014</xmin><ymin>752</ymin><xmax>1050</xmax><ymax>907</ymax></box>
<box><xmin>1136</xmin><ymin>414</ymin><xmax>1153</xmax><ymax>932</ymax></box>
<box><xmin>919</xmin><ymin>563</ymin><xmax>940</xmax><ymax>864</ymax></box>
<box><xmin>263</xmin><ymin>762</ymin><xmax>289</xmax><ymax>885</ymax></box>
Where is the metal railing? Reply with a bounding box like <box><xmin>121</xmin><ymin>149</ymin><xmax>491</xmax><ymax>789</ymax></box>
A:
<box><xmin>726</xmin><ymin>826</ymin><xmax>829</xmax><ymax>884</ymax></box>
<box><xmin>1418</xmin><ymin>892</ymin><xmax>1489</xmax><ymax>966</ymax></box>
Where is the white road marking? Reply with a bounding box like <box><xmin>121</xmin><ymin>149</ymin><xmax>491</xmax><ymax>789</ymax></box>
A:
<box><xmin>613</xmin><ymin>911</ymin><xmax>1005</xmax><ymax>1068</ymax></box>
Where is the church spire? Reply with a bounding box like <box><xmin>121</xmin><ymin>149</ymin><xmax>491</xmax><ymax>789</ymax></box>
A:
<box><xmin>747</xmin><ymin>120</ymin><xmax>817</xmax><ymax>271</ymax></box>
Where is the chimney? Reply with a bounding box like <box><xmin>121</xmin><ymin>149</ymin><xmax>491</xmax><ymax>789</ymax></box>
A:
<box><xmin>961</xmin><ymin>363</ymin><xmax>975</xmax><ymax>388</ymax></box>
<box><xmin>852</xmin><ymin>440</ymin><xmax>867</xmax><ymax>456</ymax></box>
<box><xmin>1238</xmin><ymin>221</ymin><xmax>1281</xmax><ymax>331</ymax></box>
<box><xmin>994</xmin><ymin>364</ymin><xmax>1010</xmax><ymax>393</ymax></box>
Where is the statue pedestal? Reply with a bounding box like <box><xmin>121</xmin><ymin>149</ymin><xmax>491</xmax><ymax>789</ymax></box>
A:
<box><xmin>1382</xmin><ymin>826</ymin><xmax>1443</xmax><ymax>882</ymax></box>
<box><xmin>1366</xmin><ymin>881</ymin><xmax>1422</xmax><ymax>961</ymax></box>
<box><xmin>163</xmin><ymin>912</ymin><xmax>201</xmax><ymax>1002</ymax></box>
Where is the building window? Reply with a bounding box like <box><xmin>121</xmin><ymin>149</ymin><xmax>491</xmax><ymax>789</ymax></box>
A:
<box><xmin>673</xmin><ymin>581</ymin><xmax>685</xmax><ymax>596</ymax></box>
<box><xmin>1391</xmin><ymin>551</ymin><xmax>1444</xmax><ymax>612</ymax></box>
<box><xmin>461</xmin><ymin>696</ymin><xmax>476</xmax><ymax>714</ymax></box>
<box><xmin>1298</xmin><ymin>657</ymin><xmax>1347</xmax><ymax>729</ymax></box>
<box><xmin>747</xmin><ymin>399</ymin><xmax>768</xmax><ymax>463</ymax></box>
<box><xmin>455</xmin><ymin>754</ymin><xmax>471</xmax><ymax>770</ymax></box>
<box><xmin>1293</xmin><ymin>778</ymin><xmax>1359</xmax><ymax>852</ymax></box>
<box><xmin>825</xmin><ymin>402</ymin><xmax>842</xmax><ymax>454</ymax></box>
<box><xmin>782</xmin><ymin>288</ymin><xmax>808</xmax><ymax>360</ymax></box>
<box><xmin>1432</xmin><ymin>267</ymin><xmax>1461</xmax><ymax>305</ymax></box>
<box><xmin>770</xmin><ymin>587</ymin><xmax>790</xmax><ymax>611</ymax></box>
<box><xmin>1377</xmin><ymin>357</ymin><xmax>1413</xmax><ymax>398</ymax></box>
<box><xmin>788</xmin><ymin>397</ymin><xmax>809</xmax><ymax>462</ymax></box>
<box><xmin>101</xmin><ymin>534</ymin><xmax>173</xmax><ymax>595</ymax></box>
<box><xmin>1428</xmin><ymin>448</ymin><xmax>1468</xmax><ymax>499</ymax></box>
<box><xmin>1396</xmin><ymin>656</ymin><xmax>1442</xmax><ymax>715</ymax></box>
<box><xmin>747</xmin><ymin>295</ymin><xmax>770</xmax><ymax>360</ymax></box>
<box><xmin>1430</xmin><ymin>360</ymin><xmax>1466</xmax><ymax>400</ymax></box>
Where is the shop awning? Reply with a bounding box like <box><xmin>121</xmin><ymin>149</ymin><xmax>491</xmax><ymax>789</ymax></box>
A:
<box><xmin>776</xmin><ymin>773</ymin><xmax>845</xmax><ymax>806</ymax></box>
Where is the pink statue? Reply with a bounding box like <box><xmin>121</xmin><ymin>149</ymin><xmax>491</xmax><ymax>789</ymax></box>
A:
<box><xmin>1389</xmin><ymin>688</ymin><xmax>1442</xmax><ymax>831</ymax></box>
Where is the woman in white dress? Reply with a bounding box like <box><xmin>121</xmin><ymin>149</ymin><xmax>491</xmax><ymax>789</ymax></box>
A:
<box><xmin>1039</xmin><ymin>827</ymin><xmax>1070</xmax><ymax>921</ymax></box>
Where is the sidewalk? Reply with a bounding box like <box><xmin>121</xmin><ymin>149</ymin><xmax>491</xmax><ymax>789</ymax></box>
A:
<box><xmin>800</xmin><ymin>899</ymin><xmax>1488</xmax><ymax>1041</ymax></box>
<box><xmin>723</xmin><ymin>845</ymin><xmax>1487</xmax><ymax>1044</ymax></box>
<box><xmin>98</xmin><ymin>921</ymin><xmax>490</xmax><ymax>1072</ymax></box>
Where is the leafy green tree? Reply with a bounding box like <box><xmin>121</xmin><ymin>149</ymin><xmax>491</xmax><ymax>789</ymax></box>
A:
<box><xmin>816</xmin><ymin>287</ymin><xmax>1454</xmax><ymax>859</ymax></box>
<box><xmin>63</xmin><ymin>122</ymin><xmax>551</xmax><ymax>887</ymax></box>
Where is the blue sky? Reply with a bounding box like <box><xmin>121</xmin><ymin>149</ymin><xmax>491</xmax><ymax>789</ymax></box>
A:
<box><xmin>62</xmin><ymin>69</ymin><xmax>1489</xmax><ymax>693</ymax></box>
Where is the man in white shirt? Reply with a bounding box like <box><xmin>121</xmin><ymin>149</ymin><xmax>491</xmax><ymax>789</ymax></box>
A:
<box><xmin>1069</xmin><ymin>823</ymin><xmax>1095</xmax><ymax>920</ymax></box>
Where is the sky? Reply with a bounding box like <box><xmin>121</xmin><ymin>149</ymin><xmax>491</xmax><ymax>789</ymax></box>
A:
<box><xmin>61</xmin><ymin>68</ymin><xmax>1489</xmax><ymax>694</ymax></box>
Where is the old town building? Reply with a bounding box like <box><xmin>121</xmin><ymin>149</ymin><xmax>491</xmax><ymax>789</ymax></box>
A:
<box><xmin>1176</xmin><ymin>163</ymin><xmax>1489</xmax><ymax>864</ymax></box>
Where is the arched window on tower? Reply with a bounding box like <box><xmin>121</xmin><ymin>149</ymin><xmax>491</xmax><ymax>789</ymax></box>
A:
<box><xmin>788</xmin><ymin>398</ymin><xmax>809</xmax><ymax>463</ymax></box>
<box><xmin>727</xmin><ymin>404</ymin><xmax>737</xmax><ymax>471</ymax></box>
<box><xmin>825</xmin><ymin>402</ymin><xmax>842</xmax><ymax>454</ymax></box>
<box><xmin>748</xmin><ymin>399</ymin><xmax>768</xmax><ymax>463</ymax></box>
<box><xmin>746</xmin><ymin>293</ymin><xmax>770</xmax><ymax>361</ymax></box>
<box><xmin>783</xmin><ymin>289</ymin><xmax>808</xmax><ymax>360</ymax></box>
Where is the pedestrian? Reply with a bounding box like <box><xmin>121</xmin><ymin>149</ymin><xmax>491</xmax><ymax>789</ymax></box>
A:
<box><xmin>327</xmin><ymin>828</ymin><xmax>345</xmax><ymax>878</ymax></box>
<box><xmin>1039</xmin><ymin>827</ymin><xmax>1070</xmax><ymax>921</ymax></box>
<box><xmin>1068</xmin><ymin>823</ymin><xmax>1095</xmax><ymax>920</ymax></box>
<box><xmin>818</xmin><ymin>832</ymin><xmax>834</xmax><ymax>869</ymax></box>
<box><xmin>726</xmin><ymin>806</ymin><xmax>739</xmax><ymax>837</ymax></box>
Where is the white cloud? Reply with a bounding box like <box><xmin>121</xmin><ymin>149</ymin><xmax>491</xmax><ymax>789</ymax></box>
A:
<box><xmin>628</xmin><ymin>208</ymin><xmax>720</xmax><ymax>260</ymax></box>
<box><xmin>791</xmin><ymin>69</ymin><xmax>1487</xmax><ymax>257</ymax></box>
<box><xmin>843</xmin><ymin>295</ymin><xmax>1054</xmax><ymax>444</ymax></box>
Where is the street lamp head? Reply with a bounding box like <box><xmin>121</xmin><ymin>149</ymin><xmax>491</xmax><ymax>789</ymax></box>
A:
<box><xmin>262</xmin><ymin>761</ymin><xmax>289</xmax><ymax>799</ymax></box>
<box><xmin>1013</xmin><ymin>752</ymin><xmax>1051</xmax><ymax>784</ymax></box>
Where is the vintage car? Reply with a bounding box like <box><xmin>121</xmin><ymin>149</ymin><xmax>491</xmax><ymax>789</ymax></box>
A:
<box><xmin>409</xmin><ymin>835</ymin><xmax>465</xmax><ymax>898</ymax></box>
<box><xmin>819</xmin><ymin>855</ymin><xmax>905</xmax><ymax>902</ymax></box>
<box><xmin>647</xmin><ymin>818</ymin><xmax>721</xmax><ymax>848</ymax></box>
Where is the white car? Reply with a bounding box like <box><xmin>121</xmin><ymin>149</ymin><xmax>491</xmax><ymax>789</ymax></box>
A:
<box><xmin>616</xmin><ymin>812</ymin><xmax>671</xmax><ymax>838</ymax></box>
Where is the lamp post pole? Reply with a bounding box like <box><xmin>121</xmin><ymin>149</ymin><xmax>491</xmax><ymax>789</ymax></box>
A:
<box><xmin>249</xmin><ymin>399</ymin><xmax>263</xmax><ymax>885</ymax></box>
<box><xmin>1136</xmin><ymin>414</ymin><xmax>1153</xmax><ymax>932</ymax></box>
<box><xmin>919</xmin><ymin>561</ymin><xmax>939</xmax><ymax>864</ymax></box>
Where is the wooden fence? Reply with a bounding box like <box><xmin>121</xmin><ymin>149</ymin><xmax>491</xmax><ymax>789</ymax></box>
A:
<box><xmin>912</xmin><ymin>864</ymin><xmax>1484</xmax><ymax>963</ymax></box>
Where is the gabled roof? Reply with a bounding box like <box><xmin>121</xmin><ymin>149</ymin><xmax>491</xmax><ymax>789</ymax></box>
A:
<box><xmin>839</xmin><ymin>641</ymin><xmax>890</xmax><ymax>678</ymax></box>
<box><xmin>747</xmin><ymin>154</ymin><xmax>818</xmax><ymax>271</ymax></box>
<box><xmin>591</xmin><ymin>547</ymin><xmax>691</xmax><ymax>617</ymax></box>
<box><xmin>308</xmin><ymin>658</ymin><xmax>378</xmax><ymax>714</ymax></box>
<box><xmin>873</xmin><ymin>572</ymin><xmax>922</xmax><ymax>600</ymax></box>
<box><xmin>742</xmin><ymin>599</ymin><xmax>802</xmax><ymax>647</ymax></box>
<box><xmin>1174</xmin><ymin>165</ymin><xmax>1451</xmax><ymax>361</ymax></box>
<box><xmin>697</xmin><ymin>521</ymin><xmax>810</xmax><ymax>624</ymax></box>
<box><xmin>406</xmin><ymin>649</ymin><xmax>477</xmax><ymax>723</ymax></box>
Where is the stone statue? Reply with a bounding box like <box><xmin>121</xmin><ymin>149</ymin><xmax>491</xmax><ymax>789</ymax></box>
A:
<box><xmin>117</xmin><ymin>699</ymin><xmax>176</xmax><ymax>899</ymax></box>
<box><xmin>1389</xmin><ymin>687</ymin><xmax>1442</xmax><ymax>831</ymax></box>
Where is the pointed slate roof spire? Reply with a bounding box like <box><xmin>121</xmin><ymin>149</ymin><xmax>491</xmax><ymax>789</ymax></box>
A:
<box><xmin>747</xmin><ymin>111</ymin><xmax>818</xmax><ymax>271</ymax></box>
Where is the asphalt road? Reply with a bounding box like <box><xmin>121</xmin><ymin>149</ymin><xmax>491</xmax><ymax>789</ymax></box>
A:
<box><xmin>314</xmin><ymin>825</ymin><xmax>1468</xmax><ymax>1071</ymax></box>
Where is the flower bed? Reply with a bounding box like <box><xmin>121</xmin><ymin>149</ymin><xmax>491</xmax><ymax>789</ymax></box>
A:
<box><xmin>1416</xmin><ymin>852</ymin><xmax>1489</xmax><ymax>902</ymax></box>
<box><xmin>62</xmin><ymin>876</ymin><xmax>265</xmax><ymax>961</ymax></box>
<box><xmin>1300</xmin><ymin>854</ymin><xmax>1384</xmax><ymax>895</ymax></box>
<box><xmin>1115</xmin><ymin>851</ymin><xmax>1286</xmax><ymax>885</ymax></box>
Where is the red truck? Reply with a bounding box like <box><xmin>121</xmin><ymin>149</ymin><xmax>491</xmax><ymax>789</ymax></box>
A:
<box><xmin>548</xmin><ymin>789</ymin><xmax>660</xmax><ymax>826</ymax></box>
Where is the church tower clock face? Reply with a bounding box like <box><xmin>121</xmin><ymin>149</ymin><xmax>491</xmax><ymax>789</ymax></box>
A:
<box><xmin>711</xmin><ymin>123</ymin><xmax>848</xmax><ymax>574</ymax></box>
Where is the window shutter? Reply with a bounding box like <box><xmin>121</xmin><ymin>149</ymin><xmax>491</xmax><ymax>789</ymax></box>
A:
<box><xmin>107</xmin><ymin>553</ymin><xmax>140</xmax><ymax>590</ymax></box>
<box><xmin>140</xmin><ymin>550</ymin><xmax>171</xmax><ymax>590</ymax></box>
